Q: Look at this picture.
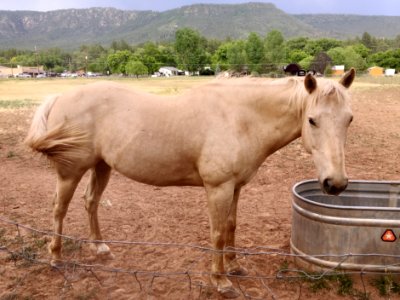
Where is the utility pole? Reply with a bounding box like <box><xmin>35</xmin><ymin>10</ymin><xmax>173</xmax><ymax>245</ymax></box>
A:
<box><xmin>68</xmin><ymin>57</ymin><xmax>72</xmax><ymax>72</ymax></box>
<box><xmin>85</xmin><ymin>55</ymin><xmax>88</xmax><ymax>77</ymax></box>
<box><xmin>35</xmin><ymin>45</ymin><xmax>39</xmax><ymax>77</ymax></box>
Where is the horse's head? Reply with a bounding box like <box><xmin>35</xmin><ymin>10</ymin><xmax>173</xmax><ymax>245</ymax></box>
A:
<box><xmin>301</xmin><ymin>69</ymin><xmax>355</xmax><ymax>195</ymax></box>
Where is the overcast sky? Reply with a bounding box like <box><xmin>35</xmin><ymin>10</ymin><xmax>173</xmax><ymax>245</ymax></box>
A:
<box><xmin>1</xmin><ymin>0</ymin><xmax>399</xmax><ymax>16</ymax></box>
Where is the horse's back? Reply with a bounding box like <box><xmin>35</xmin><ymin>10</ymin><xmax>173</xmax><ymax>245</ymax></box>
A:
<box><xmin>48</xmin><ymin>82</ymin><xmax>150</xmax><ymax>124</ymax></box>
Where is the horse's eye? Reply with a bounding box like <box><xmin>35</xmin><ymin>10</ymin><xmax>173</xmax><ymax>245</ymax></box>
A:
<box><xmin>309</xmin><ymin>117</ymin><xmax>317</xmax><ymax>127</ymax></box>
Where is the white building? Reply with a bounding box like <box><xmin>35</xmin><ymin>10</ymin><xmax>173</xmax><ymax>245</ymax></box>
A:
<box><xmin>0</xmin><ymin>65</ymin><xmax>45</xmax><ymax>77</ymax></box>
<box><xmin>159</xmin><ymin>67</ymin><xmax>181</xmax><ymax>77</ymax></box>
<box><xmin>385</xmin><ymin>69</ymin><xmax>395</xmax><ymax>76</ymax></box>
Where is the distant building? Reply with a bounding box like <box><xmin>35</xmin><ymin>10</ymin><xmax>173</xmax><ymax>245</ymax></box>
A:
<box><xmin>0</xmin><ymin>66</ymin><xmax>11</xmax><ymax>77</ymax></box>
<box><xmin>159</xmin><ymin>67</ymin><xmax>181</xmax><ymax>77</ymax></box>
<box><xmin>331</xmin><ymin>65</ymin><xmax>345</xmax><ymax>76</ymax></box>
<box><xmin>0</xmin><ymin>65</ymin><xmax>45</xmax><ymax>77</ymax></box>
<box><xmin>385</xmin><ymin>68</ymin><xmax>395</xmax><ymax>76</ymax></box>
<box><xmin>368</xmin><ymin>66</ymin><xmax>384</xmax><ymax>76</ymax></box>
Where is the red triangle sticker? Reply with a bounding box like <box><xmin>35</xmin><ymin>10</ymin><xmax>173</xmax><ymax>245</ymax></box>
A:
<box><xmin>381</xmin><ymin>229</ymin><xmax>397</xmax><ymax>242</ymax></box>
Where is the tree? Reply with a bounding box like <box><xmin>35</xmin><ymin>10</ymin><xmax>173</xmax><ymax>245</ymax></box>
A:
<box><xmin>286</xmin><ymin>37</ymin><xmax>310</xmax><ymax>64</ymax></box>
<box><xmin>212</xmin><ymin>43</ymin><xmax>230</xmax><ymax>71</ymax></box>
<box><xmin>264</xmin><ymin>30</ymin><xmax>285</xmax><ymax>70</ymax></box>
<box><xmin>369</xmin><ymin>49</ymin><xmax>400</xmax><ymax>69</ymax></box>
<box><xmin>107</xmin><ymin>50</ymin><xmax>133</xmax><ymax>75</ymax></box>
<box><xmin>361</xmin><ymin>32</ymin><xmax>374</xmax><ymax>50</ymax></box>
<box><xmin>134</xmin><ymin>42</ymin><xmax>163</xmax><ymax>75</ymax></box>
<box><xmin>226</xmin><ymin>41</ymin><xmax>247</xmax><ymax>73</ymax></box>
<box><xmin>287</xmin><ymin>49</ymin><xmax>308</xmax><ymax>64</ymax></box>
<box><xmin>352</xmin><ymin>43</ymin><xmax>371</xmax><ymax>59</ymax></box>
<box><xmin>374</xmin><ymin>38</ymin><xmax>390</xmax><ymax>53</ymax></box>
<box><xmin>175</xmin><ymin>28</ymin><xmax>207</xmax><ymax>73</ymax></box>
<box><xmin>310</xmin><ymin>52</ymin><xmax>332</xmax><ymax>74</ymax></box>
<box><xmin>110</xmin><ymin>39</ymin><xmax>132</xmax><ymax>51</ymax></box>
<box><xmin>10</xmin><ymin>54</ymin><xmax>36</xmax><ymax>66</ymax></box>
<box><xmin>38</xmin><ymin>48</ymin><xmax>65</xmax><ymax>70</ymax></box>
<box><xmin>89</xmin><ymin>53</ymin><xmax>109</xmax><ymax>74</ymax></box>
<box><xmin>205</xmin><ymin>39</ymin><xmax>223</xmax><ymax>54</ymax></box>
<box><xmin>314</xmin><ymin>38</ymin><xmax>343</xmax><ymax>52</ymax></box>
<box><xmin>125</xmin><ymin>60</ymin><xmax>148</xmax><ymax>78</ymax></box>
<box><xmin>326</xmin><ymin>48</ymin><xmax>346</xmax><ymax>66</ymax></box>
<box><xmin>299</xmin><ymin>55</ymin><xmax>314</xmax><ymax>70</ymax></box>
<box><xmin>393</xmin><ymin>34</ymin><xmax>400</xmax><ymax>49</ymax></box>
<box><xmin>286</xmin><ymin>37</ymin><xmax>309</xmax><ymax>53</ymax></box>
<box><xmin>245</xmin><ymin>32</ymin><xmax>264</xmax><ymax>72</ymax></box>
<box><xmin>80</xmin><ymin>44</ymin><xmax>107</xmax><ymax>60</ymax></box>
<box><xmin>303</xmin><ymin>39</ymin><xmax>342</xmax><ymax>57</ymax></box>
<box><xmin>157</xmin><ymin>44</ymin><xmax>177</xmax><ymax>67</ymax></box>
<box><xmin>327</xmin><ymin>46</ymin><xmax>366</xmax><ymax>71</ymax></box>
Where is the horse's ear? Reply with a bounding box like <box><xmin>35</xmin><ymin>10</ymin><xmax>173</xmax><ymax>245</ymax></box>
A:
<box><xmin>304</xmin><ymin>73</ymin><xmax>317</xmax><ymax>94</ymax></box>
<box><xmin>340</xmin><ymin>68</ymin><xmax>356</xmax><ymax>88</ymax></box>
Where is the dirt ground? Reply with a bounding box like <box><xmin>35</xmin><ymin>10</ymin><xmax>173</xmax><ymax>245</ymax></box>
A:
<box><xmin>0</xmin><ymin>79</ymin><xmax>400</xmax><ymax>299</ymax></box>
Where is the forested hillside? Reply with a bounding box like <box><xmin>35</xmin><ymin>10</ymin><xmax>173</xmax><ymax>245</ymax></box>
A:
<box><xmin>0</xmin><ymin>3</ymin><xmax>399</xmax><ymax>50</ymax></box>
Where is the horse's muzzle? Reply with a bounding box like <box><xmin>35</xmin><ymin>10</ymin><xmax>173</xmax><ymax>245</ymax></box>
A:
<box><xmin>322</xmin><ymin>177</ymin><xmax>348</xmax><ymax>195</ymax></box>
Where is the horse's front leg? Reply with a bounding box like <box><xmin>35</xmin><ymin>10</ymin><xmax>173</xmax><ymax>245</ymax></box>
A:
<box><xmin>205</xmin><ymin>181</ymin><xmax>240</xmax><ymax>298</ymax></box>
<box><xmin>224</xmin><ymin>187</ymin><xmax>248</xmax><ymax>276</ymax></box>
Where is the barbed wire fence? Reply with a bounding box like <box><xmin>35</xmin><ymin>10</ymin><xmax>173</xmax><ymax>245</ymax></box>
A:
<box><xmin>2</xmin><ymin>215</ymin><xmax>400</xmax><ymax>299</ymax></box>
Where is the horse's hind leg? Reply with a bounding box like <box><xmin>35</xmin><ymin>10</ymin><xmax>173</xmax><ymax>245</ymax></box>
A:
<box><xmin>83</xmin><ymin>160</ymin><xmax>112</xmax><ymax>258</ymax></box>
<box><xmin>49</xmin><ymin>171</ymin><xmax>84</xmax><ymax>267</ymax></box>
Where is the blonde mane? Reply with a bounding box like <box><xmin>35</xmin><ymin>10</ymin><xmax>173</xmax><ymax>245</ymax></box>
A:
<box><xmin>268</xmin><ymin>76</ymin><xmax>349</xmax><ymax>119</ymax></box>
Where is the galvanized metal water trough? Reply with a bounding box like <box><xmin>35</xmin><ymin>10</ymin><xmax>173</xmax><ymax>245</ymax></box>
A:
<box><xmin>291</xmin><ymin>179</ymin><xmax>400</xmax><ymax>272</ymax></box>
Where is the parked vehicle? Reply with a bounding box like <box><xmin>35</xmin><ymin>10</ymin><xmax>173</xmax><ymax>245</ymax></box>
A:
<box><xmin>60</xmin><ymin>73</ymin><xmax>78</xmax><ymax>78</ymax></box>
<box><xmin>16</xmin><ymin>73</ymin><xmax>32</xmax><ymax>78</ymax></box>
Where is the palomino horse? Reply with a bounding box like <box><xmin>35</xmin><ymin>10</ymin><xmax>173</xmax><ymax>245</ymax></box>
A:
<box><xmin>25</xmin><ymin>69</ymin><xmax>355</xmax><ymax>298</ymax></box>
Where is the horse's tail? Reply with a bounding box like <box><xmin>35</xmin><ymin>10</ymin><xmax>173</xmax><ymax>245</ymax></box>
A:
<box><xmin>25</xmin><ymin>96</ymin><xmax>90</xmax><ymax>165</ymax></box>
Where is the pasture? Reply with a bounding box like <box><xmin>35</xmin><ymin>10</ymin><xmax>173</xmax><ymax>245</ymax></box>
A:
<box><xmin>1</xmin><ymin>76</ymin><xmax>400</xmax><ymax>299</ymax></box>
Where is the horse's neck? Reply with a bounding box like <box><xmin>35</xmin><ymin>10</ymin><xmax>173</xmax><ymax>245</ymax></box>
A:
<box><xmin>249</xmin><ymin>84</ymin><xmax>304</xmax><ymax>156</ymax></box>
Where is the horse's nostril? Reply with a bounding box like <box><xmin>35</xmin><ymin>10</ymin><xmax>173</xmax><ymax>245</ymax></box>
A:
<box><xmin>323</xmin><ymin>178</ymin><xmax>332</xmax><ymax>192</ymax></box>
<box><xmin>322</xmin><ymin>177</ymin><xmax>348</xmax><ymax>195</ymax></box>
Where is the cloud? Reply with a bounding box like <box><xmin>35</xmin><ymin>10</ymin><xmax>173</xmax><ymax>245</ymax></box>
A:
<box><xmin>1</xmin><ymin>0</ymin><xmax>128</xmax><ymax>11</ymax></box>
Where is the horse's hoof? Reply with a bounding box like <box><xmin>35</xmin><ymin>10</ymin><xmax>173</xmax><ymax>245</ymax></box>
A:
<box><xmin>218</xmin><ymin>286</ymin><xmax>241</xmax><ymax>299</ymax></box>
<box><xmin>96</xmin><ymin>244</ymin><xmax>115</xmax><ymax>260</ymax></box>
<box><xmin>97</xmin><ymin>251</ymin><xmax>115</xmax><ymax>260</ymax></box>
<box><xmin>211</xmin><ymin>276</ymin><xmax>240</xmax><ymax>299</ymax></box>
<box><xmin>228</xmin><ymin>266</ymin><xmax>249</xmax><ymax>276</ymax></box>
<box><xmin>50</xmin><ymin>259</ymin><xmax>63</xmax><ymax>268</ymax></box>
<box><xmin>91</xmin><ymin>243</ymin><xmax>114</xmax><ymax>260</ymax></box>
<box><xmin>97</xmin><ymin>243</ymin><xmax>111</xmax><ymax>254</ymax></box>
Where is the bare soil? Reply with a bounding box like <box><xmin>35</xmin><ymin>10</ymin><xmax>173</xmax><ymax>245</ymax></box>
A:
<box><xmin>1</xmin><ymin>84</ymin><xmax>400</xmax><ymax>299</ymax></box>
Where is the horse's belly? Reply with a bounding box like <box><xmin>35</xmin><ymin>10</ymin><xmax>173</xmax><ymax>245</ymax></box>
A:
<box><xmin>112</xmin><ymin>158</ymin><xmax>203</xmax><ymax>187</ymax></box>
<box><xmin>98</xmin><ymin>124</ymin><xmax>203</xmax><ymax>186</ymax></box>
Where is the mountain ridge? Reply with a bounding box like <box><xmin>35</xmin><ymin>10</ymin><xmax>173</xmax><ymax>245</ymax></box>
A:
<box><xmin>0</xmin><ymin>3</ymin><xmax>398</xmax><ymax>50</ymax></box>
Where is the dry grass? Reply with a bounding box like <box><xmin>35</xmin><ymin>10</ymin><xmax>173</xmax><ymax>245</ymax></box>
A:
<box><xmin>347</xmin><ymin>75</ymin><xmax>400</xmax><ymax>91</ymax></box>
<box><xmin>1</xmin><ymin>75</ymin><xmax>399</xmax><ymax>105</ymax></box>
<box><xmin>0</xmin><ymin>76</ymin><xmax>212</xmax><ymax>102</ymax></box>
